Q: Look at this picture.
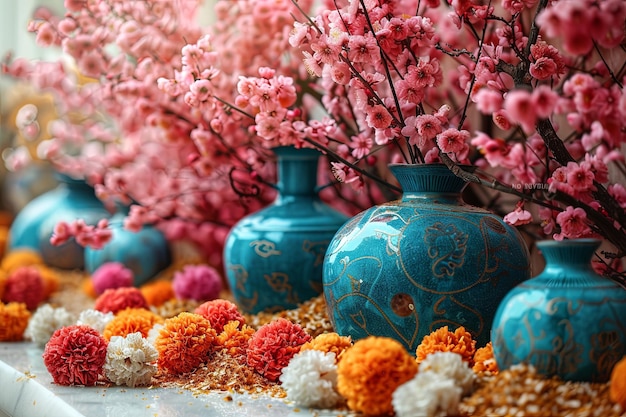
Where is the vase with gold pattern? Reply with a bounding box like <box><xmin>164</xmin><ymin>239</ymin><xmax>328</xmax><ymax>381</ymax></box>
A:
<box><xmin>323</xmin><ymin>163</ymin><xmax>530</xmax><ymax>352</ymax></box>
<box><xmin>491</xmin><ymin>238</ymin><xmax>626</xmax><ymax>382</ymax></box>
<box><xmin>223</xmin><ymin>146</ymin><xmax>348</xmax><ymax>314</ymax></box>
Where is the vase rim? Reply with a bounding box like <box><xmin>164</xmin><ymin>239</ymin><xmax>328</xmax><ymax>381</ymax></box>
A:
<box><xmin>537</xmin><ymin>238</ymin><xmax>602</xmax><ymax>247</ymax></box>
<box><xmin>388</xmin><ymin>163</ymin><xmax>476</xmax><ymax>171</ymax></box>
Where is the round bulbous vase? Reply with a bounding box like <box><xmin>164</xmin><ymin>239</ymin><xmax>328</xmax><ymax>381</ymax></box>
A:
<box><xmin>8</xmin><ymin>173</ymin><xmax>111</xmax><ymax>270</ymax></box>
<box><xmin>491</xmin><ymin>238</ymin><xmax>626</xmax><ymax>382</ymax></box>
<box><xmin>323</xmin><ymin>163</ymin><xmax>530</xmax><ymax>352</ymax></box>
<box><xmin>223</xmin><ymin>146</ymin><xmax>349</xmax><ymax>314</ymax></box>
<box><xmin>84</xmin><ymin>206</ymin><xmax>172</xmax><ymax>287</ymax></box>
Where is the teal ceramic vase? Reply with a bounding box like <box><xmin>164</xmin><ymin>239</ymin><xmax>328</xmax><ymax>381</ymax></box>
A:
<box><xmin>223</xmin><ymin>146</ymin><xmax>349</xmax><ymax>314</ymax></box>
<box><xmin>8</xmin><ymin>173</ymin><xmax>111</xmax><ymax>269</ymax></box>
<box><xmin>84</xmin><ymin>205</ymin><xmax>172</xmax><ymax>287</ymax></box>
<box><xmin>491</xmin><ymin>238</ymin><xmax>626</xmax><ymax>382</ymax></box>
<box><xmin>323</xmin><ymin>164</ymin><xmax>530</xmax><ymax>352</ymax></box>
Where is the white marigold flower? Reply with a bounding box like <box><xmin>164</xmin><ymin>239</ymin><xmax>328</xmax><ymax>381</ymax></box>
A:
<box><xmin>392</xmin><ymin>371</ymin><xmax>462</xmax><ymax>417</ymax></box>
<box><xmin>104</xmin><ymin>332</ymin><xmax>158</xmax><ymax>387</ymax></box>
<box><xmin>24</xmin><ymin>304</ymin><xmax>75</xmax><ymax>347</ymax></box>
<box><xmin>77</xmin><ymin>309</ymin><xmax>114</xmax><ymax>334</ymax></box>
<box><xmin>279</xmin><ymin>350</ymin><xmax>342</xmax><ymax>409</ymax></box>
<box><xmin>146</xmin><ymin>323</ymin><xmax>163</xmax><ymax>347</ymax></box>
<box><xmin>418</xmin><ymin>351</ymin><xmax>476</xmax><ymax>395</ymax></box>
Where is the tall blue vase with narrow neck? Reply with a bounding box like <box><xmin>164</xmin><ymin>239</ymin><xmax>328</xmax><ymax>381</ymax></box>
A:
<box><xmin>84</xmin><ymin>204</ymin><xmax>172</xmax><ymax>287</ymax></box>
<box><xmin>323</xmin><ymin>163</ymin><xmax>531</xmax><ymax>352</ymax></box>
<box><xmin>8</xmin><ymin>173</ymin><xmax>111</xmax><ymax>269</ymax></box>
<box><xmin>491</xmin><ymin>239</ymin><xmax>626</xmax><ymax>382</ymax></box>
<box><xmin>223</xmin><ymin>146</ymin><xmax>349</xmax><ymax>314</ymax></box>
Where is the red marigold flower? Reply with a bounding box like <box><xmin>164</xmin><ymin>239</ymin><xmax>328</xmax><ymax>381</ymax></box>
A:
<box><xmin>154</xmin><ymin>312</ymin><xmax>216</xmax><ymax>375</ymax></box>
<box><xmin>94</xmin><ymin>287</ymin><xmax>148</xmax><ymax>314</ymax></box>
<box><xmin>2</xmin><ymin>266</ymin><xmax>45</xmax><ymax>310</ymax></box>
<box><xmin>0</xmin><ymin>302</ymin><xmax>31</xmax><ymax>341</ymax></box>
<box><xmin>43</xmin><ymin>324</ymin><xmax>108</xmax><ymax>386</ymax></box>
<box><xmin>246</xmin><ymin>318</ymin><xmax>311</xmax><ymax>382</ymax></box>
<box><xmin>194</xmin><ymin>299</ymin><xmax>245</xmax><ymax>333</ymax></box>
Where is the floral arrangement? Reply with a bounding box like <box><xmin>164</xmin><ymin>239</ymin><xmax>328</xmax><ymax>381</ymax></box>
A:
<box><xmin>157</xmin><ymin>0</ymin><xmax>624</xmax><ymax>281</ymax></box>
<box><xmin>1</xmin><ymin>281</ymin><xmax>624</xmax><ymax>416</ymax></box>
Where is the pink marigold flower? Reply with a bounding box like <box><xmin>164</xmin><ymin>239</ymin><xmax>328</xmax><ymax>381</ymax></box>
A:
<box><xmin>94</xmin><ymin>287</ymin><xmax>148</xmax><ymax>314</ymax></box>
<box><xmin>2</xmin><ymin>266</ymin><xmax>45</xmax><ymax>310</ymax></box>
<box><xmin>247</xmin><ymin>318</ymin><xmax>311</xmax><ymax>381</ymax></box>
<box><xmin>172</xmin><ymin>264</ymin><xmax>222</xmax><ymax>302</ymax></box>
<box><xmin>91</xmin><ymin>262</ymin><xmax>134</xmax><ymax>295</ymax></box>
<box><xmin>554</xmin><ymin>207</ymin><xmax>592</xmax><ymax>240</ymax></box>
<box><xmin>194</xmin><ymin>299</ymin><xmax>245</xmax><ymax>334</ymax></box>
<box><xmin>43</xmin><ymin>325</ymin><xmax>108</xmax><ymax>386</ymax></box>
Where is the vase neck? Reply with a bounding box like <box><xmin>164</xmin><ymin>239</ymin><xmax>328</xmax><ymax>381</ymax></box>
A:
<box><xmin>274</xmin><ymin>146</ymin><xmax>320</xmax><ymax>198</ymax></box>
<box><xmin>538</xmin><ymin>239</ymin><xmax>600</xmax><ymax>273</ymax></box>
<box><xmin>389</xmin><ymin>164</ymin><xmax>468</xmax><ymax>201</ymax></box>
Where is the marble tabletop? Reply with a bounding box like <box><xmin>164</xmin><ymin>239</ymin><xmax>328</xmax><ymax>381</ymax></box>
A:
<box><xmin>0</xmin><ymin>342</ymin><xmax>352</xmax><ymax>417</ymax></box>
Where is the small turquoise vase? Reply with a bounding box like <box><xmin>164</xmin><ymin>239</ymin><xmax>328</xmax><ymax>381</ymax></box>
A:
<box><xmin>491</xmin><ymin>238</ymin><xmax>626</xmax><ymax>382</ymax></box>
<box><xmin>8</xmin><ymin>173</ymin><xmax>111</xmax><ymax>269</ymax></box>
<box><xmin>84</xmin><ymin>205</ymin><xmax>172</xmax><ymax>286</ymax></box>
<box><xmin>223</xmin><ymin>146</ymin><xmax>349</xmax><ymax>314</ymax></box>
<box><xmin>323</xmin><ymin>164</ymin><xmax>530</xmax><ymax>351</ymax></box>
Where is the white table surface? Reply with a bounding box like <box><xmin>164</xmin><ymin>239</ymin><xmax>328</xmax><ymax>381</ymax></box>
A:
<box><xmin>0</xmin><ymin>342</ymin><xmax>354</xmax><ymax>417</ymax></box>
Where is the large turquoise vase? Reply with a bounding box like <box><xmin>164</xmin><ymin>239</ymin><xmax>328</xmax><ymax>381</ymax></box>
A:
<box><xmin>84</xmin><ymin>205</ymin><xmax>172</xmax><ymax>287</ymax></box>
<box><xmin>8</xmin><ymin>173</ymin><xmax>111</xmax><ymax>269</ymax></box>
<box><xmin>223</xmin><ymin>146</ymin><xmax>349</xmax><ymax>314</ymax></box>
<box><xmin>323</xmin><ymin>164</ymin><xmax>530</xmax><ymax>352</ymax></box>
<box><xmin>491</xmin><ymin>238</ymin><xmax>626</xmax><ymax>382</ymax></box>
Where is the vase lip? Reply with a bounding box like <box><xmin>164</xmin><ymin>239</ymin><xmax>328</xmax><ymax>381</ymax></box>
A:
<box><xmin>272</xmin><ymin>145</ymin><xmax>320</xmax><ymax>157</ymax></box>
<box><xmin>388</xmin><ymin>162</ymin><xmax>476</xmax><ymax>172</ymax></box>
<box><xmin>537</xmin><ymin>238</ymin><xmax>602</xmax><ymax>249</ymax></box>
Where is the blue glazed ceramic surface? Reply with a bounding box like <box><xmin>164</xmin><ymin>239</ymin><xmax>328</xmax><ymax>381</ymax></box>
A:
<box><xmin>84</xmin><ymin>206</ymin><xmax>172</xmax><ymax>286</ymax></box>
<box><xmin>491</xmin><ymin>238</ymin><xmax>626</xmax><ymax>382</ymax></box>
<box><xmin>224</xmin><ymin>146</ymin><xmax>349</xmax><ymax>314</ymax></box>
<box><xmin>8</xmin><ymin>173</ymin><xmax>111</xmax><ymax>270</ymax></box>
<box><xmin>323</xmin><ymin>164</ymin><xmax>530</xmax><ymax>352</ymax></box>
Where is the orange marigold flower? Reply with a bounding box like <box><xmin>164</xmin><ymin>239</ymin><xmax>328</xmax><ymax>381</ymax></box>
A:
<box><xmin>472</xmin><ymin>342</ymin><xmax>499</xmax><ymax>374</ymax></box>
<box><xmin>300</xmin><ymin>332</ymin><xmax>353</xmax><ymax>362</ymax></box>
<box><xmin>337</xmin><ymin>336</ymin><xmax>417</xmax><ymax>416</ymax></box>
<box><xmin>0</xmin><ymin>226</ymin><xmax>9</xmax><ymax>259</ymax></box>
<box><xmin>34</xmin><ymin>265</ymin><xmax>60</xmax><ymax>299</ymax></box>
<box><xmin>610</xmin><ymin>356</ymin><xmax>626</xmax><ymax>409</ymax></box>
<box><xmin>82</xmin><ymin>278</ymin><xmax>97</xmax><ymax>298</ymax></box>
<box><xmin>1</xmin><ymin>249</ymin><xmax>44</xmax><ymax>273</ymax></box>
<box><xmin>0</xmin><ymin>302</ymin><xmax>31</xmax><ymax>341</ymax></box>
<box><xmin>0</xmin><ymin>270</ymin><xmax>6</xmax><ymax>301</ymax></box>
<box><xmin>416</xmin><ymin>326</ymin><xmax>476</xmax><ymax>366</ymax></box>
<box><xmin>155</xmin><ymin>312</ymin><xmax>216</xmax><ymax>375</ymax></box>
<box><xmin>215</xmin><ymin>320</ymin><xmax>255</xmax><ymax>358</ymax></box>
<box><xmin>140</xmin><ymin>280</ymin><xmax>174</xmax><ymax>307</ymax></box>
<box><xmin>102</xmin><ymin>308</ymin><xmax>164</xmax><ymax>341</ymax></box>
